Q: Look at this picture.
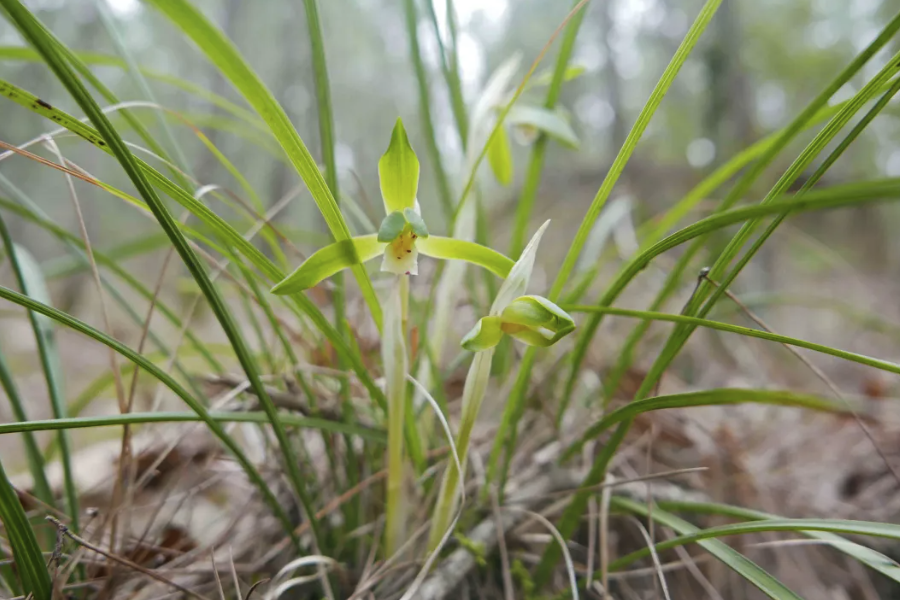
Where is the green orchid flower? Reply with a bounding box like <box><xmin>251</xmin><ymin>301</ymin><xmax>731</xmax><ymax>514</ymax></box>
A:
<box><xmin>428</xmin><ymin>220</ymin><xmax>575</xmax><ymax>550</ymax></box>
<box><xmin>460</xmin><ymin>220</ymin><xmax>575</xmax><ymax>352</ymax></box>
<box><xmin>271</xmin><ymin>118</ymin><xmax>514</xmax><ymax>295</ymax></box>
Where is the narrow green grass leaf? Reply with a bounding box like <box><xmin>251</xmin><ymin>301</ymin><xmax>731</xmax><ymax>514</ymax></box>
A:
<box><xmin>562</xmin><ymin>305</ymin><xmax>900</xmax><ymax>377</ymax></box>
<box><xmin>611</xmin><ymin>497</ymin><xmax>803</xmax><ymax>600</ymax></box>
<box><xmin>0</xmin><ymin>45</ymin><xmax>263</xmax><ymax>125</ymax></box>
<box><xmin>655</xmin><ymin>499</ymin><xmax>900</xmax><ymax>585</ymax></box>
<box><xmin>143</xmin><ymin>0</ymin><xmax>382</xmax><ymax>328</ymax></box>
<box><xmin>402</xmin><ymin>0</ymin><xmax>454</xmax><ymax>217</ymax></box>
<box><xmin>0</xmin><ymin>411</ymin><xmax>385</xmax><ymax>443</ymax></box>
<box><xmin>611</xmin><ymin>507</ymin><xmax>900</xmax><ymax>572</ymax></box>
<box><xmin>547</xmin><ymin>0</ymin><xmax>721</xmax><ymax>300</ymax></box>
<box><xmin>417</xmin><ymin>236</ymin><xmax>515</xmax><ymax>279</ymax></box>
<box><xmin>565</xmin><ymin>388</ymin><xmax>853</xmax><ymax>460</ymax></box>
<box><xmin>0</xmin><ymin>343</ymin><xmax>53</xmax><ymax>505</ymax></box>
<box><xmin>0</xmin><ymin>458</ymin><xmax>50</xmax><ymax>600</ymax></box>
<box><xmin>0</xmin><ymin>215</ymin><xmax>78</xmax><ymax>530</ymax></box>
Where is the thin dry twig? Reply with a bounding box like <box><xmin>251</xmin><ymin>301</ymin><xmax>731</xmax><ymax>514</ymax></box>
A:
<box><xmin>46</xmin><ymin>517</ymin><xmax>209</xmax><ymax>600</ymax></box>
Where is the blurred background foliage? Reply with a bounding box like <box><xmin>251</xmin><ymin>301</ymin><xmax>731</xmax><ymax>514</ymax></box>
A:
<box><xmin>3</xmin><ymin>0</ymin><xmax>900</xmax><ymax>360</ymax></box>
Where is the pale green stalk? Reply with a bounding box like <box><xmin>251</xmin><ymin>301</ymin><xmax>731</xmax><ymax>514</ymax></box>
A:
<box><xmin>383</xmin><ymin>276</ymin><xmax>409</xmax><ymax>556</ymax></box>
<box><xmin>428</xmin><ymin>347</ymin><xmax>494</xmax><ymax>550</ymax></box>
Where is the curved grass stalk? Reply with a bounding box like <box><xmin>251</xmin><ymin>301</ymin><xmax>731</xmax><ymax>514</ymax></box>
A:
<box><xmin>609</xmin><ymin>498</ymin><xmax>802</xmax><ymax>600</ymax></box>
<box><xmin>0</xmin><ymin>411</ymin><xmax>384</xmax><ymax>443</ymax></box>
<box><xmin>563</xmin><ymin>387</ymin><xmax>860</xmax><ymax>460</ymax></box>
<box><xmin>652</xmin><ymin>499</ymin><xmax>900</xmax><ymax>585</ymax></box>
<box><xmin>94</xmin><ymin>0</ymin><xmax>194</xmax><ymax>181</ymax></box>
<box><xmin>0</xmin><ymin>195</ymin><xmax>222</xmax><ymax>380</ymax></box>
<box><xmin>0</xmin><ymin>46</ymin><xmax>263</xmax><ymax>126</ymax></box>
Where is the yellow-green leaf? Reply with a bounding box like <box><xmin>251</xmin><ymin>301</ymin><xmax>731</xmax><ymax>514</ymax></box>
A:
<box><xmin>487</xmin><ymin>124</ymin><xmax>513</xmax><ymax>186</ymax></box>
<box><xmin>271</xmin><ymin>235</ymin><xmax>384</xmax><ymax>294</ymax></box>
<box><xmin>417</xmin><ymin>236</ymin><xmax>514</xmax><ymax>279</ymax></box>
<box><xmin>378</xmin><ymin>118</ymin><xmax>420</xmax><ymax>213</ymax></box>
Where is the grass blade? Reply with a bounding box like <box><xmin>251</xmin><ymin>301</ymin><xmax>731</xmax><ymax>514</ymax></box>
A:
<box><xmin>0</xmin><ymin>342</ymin><xmax>53</xmax><ymax>506</ymax></box>
<box><xmin>0</xmin><ymin>457</ymin><xmax>50</xmax><ymax>600</ymax></box>
<box><xmin>564</xmin><ymin>388</ymin><xmax>856</xmax><ymax>460</ymax></box>
<box><xmin>655</xmin><ymin>499</ymin><xmax>900</xmax><ymax>585</ymax></box>
<box><xmin>611</xmin><ymin>497</ymin><xmax>803</xmax><ymax>600</ymax></box>
<box><xmin>0</xmin><ymin>214</ymin><xmax>78</xmax><ymax>530</ymax></box>
<box><xmin>0</xmin><ymin>411</ymin><xmax>384</xmax><ymax>442</ymax></box>
<box><xmin>562</xmin><ymin>305</ymin><xmax>900</xmax><ymax>377</ymax></box>
<box><xmin>402</xmin><ymin>0</ymin><xmax>453</xmax><ymax>218</ymax></box>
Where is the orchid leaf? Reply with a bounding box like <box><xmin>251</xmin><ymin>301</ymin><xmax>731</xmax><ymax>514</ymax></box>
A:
<box><xmin>417</xmin><ymin>236</ymin><xmax>514</xmax><ymax>279</ymax></box>
<box><xmin>271</xmin><ymin>235</ymin><xmax>383</xmax><ymax>294</ymax></box>
<box><xmin>461</xmin><ymin>316</ymin><xmax>504</xmax><ymax>352</ymax></box>
<box><xmin>404</xmin><ymin>207</ymin><xmax>429</xmax><ymax>238</ymax></box>
<box><xmin>378</xmin><ymin>211</ymin><xmax>408</xmax><ymax>243</ymax></box>
<box><xmin>379</xmin><ymin>117</ymin><xmax>420</xmax><ymax>213</ymax></box>
<box><xmin>507</xmin><ymin>105</ymin><xmax>579</xmax><ymax>149</ymax></box>
<box><xmin>487</xmin><ymin>123</ymin><xmax>514</xmax><ymax>186</ymax></box>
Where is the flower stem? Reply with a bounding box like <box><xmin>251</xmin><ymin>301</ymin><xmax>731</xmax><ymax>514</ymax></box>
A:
<box><xmin>384</xmin><ymin>276</ymin><xmax>409</xmax><ymax>556</ymax></box>
<box><xmin>428</xmin><ymin>348</ymin><xmax>494</xmax><ymax>550</ymax></box>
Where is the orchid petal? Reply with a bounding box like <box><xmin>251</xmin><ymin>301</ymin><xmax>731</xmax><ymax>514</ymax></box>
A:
<box><xmin>271</xmin><ymin>235</ymin><xmax>383</xmax><ymax>294</ymax></box>
<box><xmin>417</xmin><ymin>236</ymin><xmax>514</xmax><ymax>279</ymax></box>
<box><xmin>489</xmin><ymin>220</ymin><xmax>549</xmax><ymax>315</ymax></box>
<box><xmin>379</xmin><ymin>118</ymin><xmax>419</xmax><ymax>214</ymax></box>
<box><xmin>461</xmin><ymin>316</ymin><xmax>504</xmax><ymax>352</ymax></box>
